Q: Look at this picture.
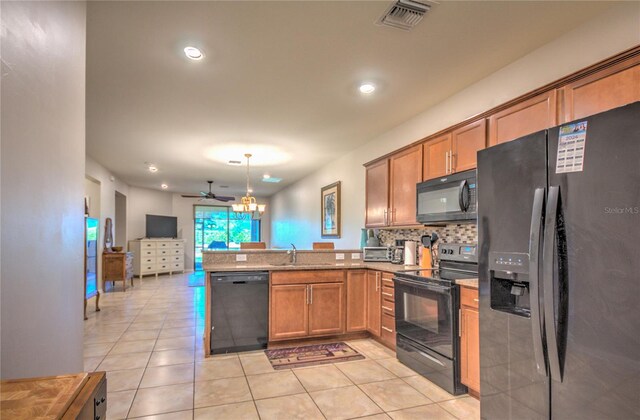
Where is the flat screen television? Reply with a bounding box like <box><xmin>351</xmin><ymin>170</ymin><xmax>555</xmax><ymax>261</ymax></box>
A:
<box><xmin>146</xmin><ymin>214</ymin><xmax>177</xmax><ymax>238</ymax></box>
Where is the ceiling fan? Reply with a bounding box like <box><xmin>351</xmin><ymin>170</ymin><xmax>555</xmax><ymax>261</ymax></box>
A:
<box><xmin>181</xmin><ymin>181</ymin><xmax>235</xmax><ymax>202</ymax></box>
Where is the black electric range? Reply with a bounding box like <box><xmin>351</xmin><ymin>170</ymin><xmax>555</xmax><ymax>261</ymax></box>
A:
<box><xmin>393</xmin><ymin>243</ymin><xmax>477</xmax><ymax>396</ymax></box>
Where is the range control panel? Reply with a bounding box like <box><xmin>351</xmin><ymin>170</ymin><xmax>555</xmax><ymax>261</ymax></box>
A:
<box><xmin>439</xmin><ymin>243</ymin><xmax>478</xmax><ymax>263</ymax></box>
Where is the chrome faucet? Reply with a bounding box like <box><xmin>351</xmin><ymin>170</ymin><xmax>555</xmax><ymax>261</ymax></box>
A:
<box><xmin>287</xmin><ymin>243</ymin><xmax>297</xmax><ymax>264</ymax></box>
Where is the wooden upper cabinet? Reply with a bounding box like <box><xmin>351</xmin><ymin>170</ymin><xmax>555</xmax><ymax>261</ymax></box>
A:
<box><xmin>308</xmin><ymin>282</ymin><xmax>344</xmax><ymax>336</ymax></box>
<box><xmin>452</xmin><ymin>119</ymin><xmax>486</xmax><ymax>173</ymax></box>
<box><xmin>269</xmin><ymin>284</ymin><xmax>309</xmax><ymax>340</ymax></box>
<box><xmin>423</xmin><ymin>133</ymin><xmax>451</xmax><ymax>180</ymax></box>
<box><xmin>489</xmin><ymin>90</ymin><xmax>557</xmax><ymax>146</ymax></box>
<box><xmin>389</xmin><ymin>145</ymin><xmax>422</xmax><ymax>226</ymax></box>
<box><xmin>560</xmin><ymin>57</ymin><xmax>640</xmax><ymax>123</ymax></box>
<box><xmin>346</xmin><ymin>270</ymin><xmax>367</xmax><ymax>332</ymax></box>
<box><xmin>365</xmin><ymin>159</ymin><xmax>389</xmax><ymax>228</ymax></box>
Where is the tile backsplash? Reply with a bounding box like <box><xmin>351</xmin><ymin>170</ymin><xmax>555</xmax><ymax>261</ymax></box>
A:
<box><xmin>377</xmin><ymin>224</ymin><xmax>477</xmax><ymax>248</ymax></box>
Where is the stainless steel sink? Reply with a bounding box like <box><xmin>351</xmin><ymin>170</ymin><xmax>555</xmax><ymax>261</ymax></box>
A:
<box><xmin>269</xmin><ymin>262</ymin><xmax>333</xmax><ymax>267</ymax></box>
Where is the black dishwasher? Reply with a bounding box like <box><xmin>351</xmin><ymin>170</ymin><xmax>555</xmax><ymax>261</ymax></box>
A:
<box><xmin>210</xmin><ymin>271</ymin><xmax>269</xmax><ymax>354</ymax></box>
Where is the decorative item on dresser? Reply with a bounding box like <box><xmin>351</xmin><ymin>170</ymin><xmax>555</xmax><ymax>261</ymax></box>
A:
<box><xmin>102</xmin><ymin>251</ymin><xmax>133</xmax><ymax>291</ymax></box>
<box><xmin>129</xmin><ymin>238</ymin><xmax>185</xmax><ymax>278</ymax></box>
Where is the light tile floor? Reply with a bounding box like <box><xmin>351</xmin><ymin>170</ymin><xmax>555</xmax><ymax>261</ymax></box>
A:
<box><xmin>84</xmin><ymin>272</ymin><xmax>480</xmax><ymax>419</ymax></box>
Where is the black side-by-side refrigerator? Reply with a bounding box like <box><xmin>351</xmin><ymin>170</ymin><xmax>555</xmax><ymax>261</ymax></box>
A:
<box><xmin>477</xmin><ymin>102</ymin><xmax>640</xmax><ymax>419</ymax></box>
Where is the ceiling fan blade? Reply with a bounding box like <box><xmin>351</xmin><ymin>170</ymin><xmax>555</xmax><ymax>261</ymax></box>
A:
<box><xmin>213</xmin><ymin>195</ymin><xmax>235</xmax><ymax>202</ymax></box>
<box><xmin>181</xmin><ymin>195</ymin><xmax>203</xmax><ymax>198</ymax></box>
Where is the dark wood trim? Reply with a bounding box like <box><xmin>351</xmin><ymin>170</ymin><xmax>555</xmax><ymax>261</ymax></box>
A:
<box><xmin>364</xmin><ymin>45</ymin><xmax>640</xmax><ymax>167</ymax></box>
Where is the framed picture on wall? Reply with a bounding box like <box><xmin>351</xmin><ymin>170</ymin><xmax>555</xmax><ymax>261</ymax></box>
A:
<box><xmin>321</xmin><ymin>181</ymin><xmax>341</xmax><ymax>238</ymax></box>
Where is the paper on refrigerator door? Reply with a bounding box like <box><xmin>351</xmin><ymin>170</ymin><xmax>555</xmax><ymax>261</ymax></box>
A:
<box><xmin>556</xmin><ymin>121</ymin><xmax>588</xmax><ymax>173</ymax></box>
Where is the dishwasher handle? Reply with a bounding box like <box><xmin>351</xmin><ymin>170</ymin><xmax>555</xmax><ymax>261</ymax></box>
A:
<box><xmin>210</xmin><ymin>271</ymin><xmax>269</xmax><ymax>283</ymax></box>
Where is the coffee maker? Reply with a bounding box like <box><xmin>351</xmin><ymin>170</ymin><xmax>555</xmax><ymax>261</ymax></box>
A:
<box><xmin>391</xmin><ymin>239</ymin><xmax>405</xmax><ymax>264</ymax></box>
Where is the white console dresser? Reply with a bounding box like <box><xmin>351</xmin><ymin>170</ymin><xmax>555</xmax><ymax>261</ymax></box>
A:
<box><xmin>129</xmin><ymin>238</ymin><xmax>185</xmax><ymax>278</ymax></box>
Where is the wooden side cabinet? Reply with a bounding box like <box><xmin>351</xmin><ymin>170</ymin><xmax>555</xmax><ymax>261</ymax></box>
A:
<box><xmin>270</xmin><ymin>284</ymin><xmax>309</xmax><ymax>340</ymax></box>
<box><xmin>366</xmin><ymin>271</ymin><xmax>381</xmax><ymax>337</ymax></box>
<box><xmin>346</xmin><ymin>270</ymin><xmax>367</xmax><ymax>332</ymax></box>
<box><xmin>460</xmin><ymin>287</ymin><xmax>480</xmax><ymax>394</ymax></box>
<box><xmin>389</xmin><ymin>145</ymin><xmax>422</xmax><ymax>226</ymax></box>
<box><xmin>102</xmin><ymin>252</ymin><xmax>133</xmax><ymax>291</ymax></box>
<box><xmin>308</xmin><ymin>282</ymin><xmax>344</xmax><ymax>336</ymax></box>
<box><xmin>365</xmin><ymin>159</ymin><xmax>389</xmax><ymax>228</ymax></box>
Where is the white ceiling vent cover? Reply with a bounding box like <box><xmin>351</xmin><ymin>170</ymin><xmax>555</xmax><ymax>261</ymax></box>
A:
<box><xmin>377</xmin><ymin>0</ymin><xmax>431</xmax><ymax>31</ymax></box>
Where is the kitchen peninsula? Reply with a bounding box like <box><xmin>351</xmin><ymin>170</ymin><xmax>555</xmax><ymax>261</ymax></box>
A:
<box><xmin>202</xmin><ymin>248</ymin><xmax>478</xmax><ymax>358</ymax></box>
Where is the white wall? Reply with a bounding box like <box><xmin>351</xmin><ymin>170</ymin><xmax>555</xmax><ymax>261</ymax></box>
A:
<box><xmin>1</xmin><ymin>1</ymin><xmax>87</xmax><ymax>379</ymax></box>
<box><xmin>269</xmin><ymin>2</ymin><xmax>640</xmax><ymax>249</ymax></box>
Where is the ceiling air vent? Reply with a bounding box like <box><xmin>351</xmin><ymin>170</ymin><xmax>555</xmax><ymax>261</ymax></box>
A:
<box><xmin>377</xmin><ymin>0</ymin><xmax>431</xmax><ymax>31</ymax></box>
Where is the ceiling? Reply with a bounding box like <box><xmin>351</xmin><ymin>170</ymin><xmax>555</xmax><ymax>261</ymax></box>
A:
<box><xmin>86</xmin><ymin>1</ymin><xmax>613</xmax><ymax>197</ymax></box>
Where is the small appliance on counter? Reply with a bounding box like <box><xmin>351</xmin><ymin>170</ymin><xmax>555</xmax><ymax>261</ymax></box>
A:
<box><xmin>362</xmin><ymin>247</ymin><xmax>391</xmax><ymax>262</ymax></box>
<box><xmin>393</xmin><ymin>243</ymin><xmax>478</xmax><ymax>396</ymax></box>
<box><xmin>391</xmin><ymin>240</ymin><xmax>405</xmax><ymax>264</ymax></box>
<box><xmin>403</xmin><ymin>240</ymin><xmax>417</xmax><ymax>266</ymax></box>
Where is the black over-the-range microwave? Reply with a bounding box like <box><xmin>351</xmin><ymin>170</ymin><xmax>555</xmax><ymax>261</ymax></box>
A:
<box><xmin>416</xmin><ymin>169</ymin><xmax>477</xmax><ymax>224</ymax></box>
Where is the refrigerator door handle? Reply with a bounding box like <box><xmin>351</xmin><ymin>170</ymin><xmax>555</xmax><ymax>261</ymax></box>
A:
<box><xmin>543</xmin><ymin>185</ymin><xmax>563</xmax><ymax>382</ymax></box>
<box><xmin>528</xmin><ymin>187</ymin><xmax>547</xmax><ymax>376</ymax></box>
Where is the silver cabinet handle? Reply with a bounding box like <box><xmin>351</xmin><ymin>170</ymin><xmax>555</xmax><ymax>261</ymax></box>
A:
<box><xmin>382</xmin><ymin>292</ymin><xmax>393</xmax><ymax>297</ymax></box>
<box><xmin>376</xmin><ymin>272</ymin><xmax>380</xmax><ymax>291</ymax></box>
<box><xmin>382</xmin><ymin>306</ymin><xmax>393</xmax><ymax>312</ymax></box>
<box><xmin>445</xmin><ymin>151</ymin><xmax>449</xmax><ymax>174</ymax></box>
<box><xmin>306</xmin><ymin>285</ymin><xmax>309</xmax><ymax>304</ymax></box>
<box><xmin>309</xmin><ymin>285</ymin><xmax>313</xmax><ymax>305</ymax></box>
<box><xmin>381</xmin><ymin>326</ymin><xmax>393</xmax><ymax>333</ymax></box>
<box><xmin>450</xmin><ymin>150</ymin><xmax>454</xmax><ymax>173</ymax></box>
<box><xmin>473</xmin><ymin>298</ymin><xmax>479</xmax><ymax>302</ymax></box>
<box><xmin>383</xmin><ymin>209</ymin><xmax>388</xmax><ymax>226</ymax></box>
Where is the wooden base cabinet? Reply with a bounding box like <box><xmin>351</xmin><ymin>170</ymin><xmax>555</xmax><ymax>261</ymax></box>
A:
<box><xmin>460</xmin><ymin>287</ymin><xmax>480</xmax><ymax>393</ymax></box>
<box><xmin>366</xmin><ymin>271</ymin><xmax>381</xmax><ymax>337</ymax></box>
<box><xmin>269</xmin><ymin>271</ymin><xmax>345</xmax><ymax>342</ymax></box>
<box><xmin>346</xmin><ymin>270</ymin><xmax>367</xmax><ymax>332</ymax></box>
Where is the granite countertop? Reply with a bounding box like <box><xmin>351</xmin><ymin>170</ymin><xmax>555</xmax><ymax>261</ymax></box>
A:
<box><xmin>203</xmin><ymin>261</ymin><xmax>419</xmax><ymax>274</ymax></box>
<box><xmin>456</xmin><ymin>278</ymin><xmax>479</xmax><ymax>289</ymax></box>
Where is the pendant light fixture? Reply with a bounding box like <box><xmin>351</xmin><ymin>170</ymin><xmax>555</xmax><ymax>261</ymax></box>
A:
<box><xmin>232</xmin><ymin>153</ymin><xmax>266</xmax><ymax>219</ymax></box>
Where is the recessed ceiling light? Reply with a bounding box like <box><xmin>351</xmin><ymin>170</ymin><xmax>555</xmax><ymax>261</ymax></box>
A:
<box><xmin>263</xmin><ymin>174</ymin><xmax>270</xmax><ymax>179</ymax></box>
<box><xmin>248</xmin><ymin>188</ymin><xmax>253</xmax><ymax>193</ymax></box>
<box><xmin>184</xmin><ymin>46</ymin><xmax>203</xmax><ymax>60</ymax></box>
<box><xmin>262</xmin><ymin>177</ymin><xmax>282</xmax><ymax>183</ymax></box>
<box><xmin>228</xmin><ymin>160</ymin><xmax>242</xmax><ymax>166</ymax></box>
<box><xmin>359</xmin><ymin>83</ymin><xmax>376</xmax><ymax>94</ymax></box>
<box><xmin>161</xmin><ymin>184</ymin><xmax>168</xmax><ymax>190</ymax></box>
<box><xmin>148</xmin><ymin>164</ymin><xmax>158</xmax><ymax>173</ymax></box>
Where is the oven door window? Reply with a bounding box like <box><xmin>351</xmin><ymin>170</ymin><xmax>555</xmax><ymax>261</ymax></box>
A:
<box><xmin>395</xmin><ymin>283</ymin><xmax>454</xmax><ymax>359</ymax></box>
<box><xmin>417</xmin><ymin>185</ymin><xmax>463</xmax><ymax>217</ymax></box>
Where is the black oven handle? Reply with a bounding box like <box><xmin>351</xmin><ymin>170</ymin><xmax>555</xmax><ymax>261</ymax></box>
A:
<box><xmin>393</xmin><ymin>277</ymin><xmax>451</xmax><ymax>293</ymax></box>
<box><xmin>458</xmin><ymin>180</ymin><xmax>470</xmax><ymax>211</ymax></box>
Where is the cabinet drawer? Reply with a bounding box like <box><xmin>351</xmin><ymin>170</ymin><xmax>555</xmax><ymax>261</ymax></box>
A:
<box><xmin>158</xmin><ymin>256</ymin><xmax>170</xmax><ymax>263</ymax></box>
<box><xmin>171</xmin><ymin>255</ymin><xmax>184</xmax><ymax>263</ymax></box>
<box><xmin>141</xmin><ymin>242</ymin><xmax>156</xmax><ymax>249</ymax></box>
<box><xmin>157</xmin><ymin>249</ymin><xmax>170</xmax><ymax>256</ymax></box>
<box><xmin>142</xmin><ymin>249</ymin><xmax>156</xmax><ymax>257</ymax></box>
<box><xmin>171</xmin><ymin>262</ymin><xmax>183</xmax><ymax>270</ymax></box>
<box><xmin>157</xmin><ymin>263</ymin><xmax>170</xmax><ymax>271</ymax></box>
<box><xmin>381</xmin><ymin>275</ymin><xmax>394</xmax><ymax>287</ymax></box>
<box><xmin>461</xmin><ymin>287</ymin><xmax>479</xmax><ymax>309</ymax></box>
<box><xmin>381</xmin><ymin>301</ymin><xmax>395</xmax><ymax>317</ymax></box>
<box><xmin>157</xmin><ymin>241</ymin><xmax>172</xmax><ymax>248</ymax></box>
<box><xmin>142</xmin><ymin>257</ymin><xmax>156</xmax><ymax>265</ymax></box>
<box><xmin>381</xmin><ymin>313</ymin><xmax>396</xmax><ymax>348</ymax></box>
<box><xmin>141</xmin><ymin>264</ymin><xmax>157</xmax><ymax>273</ymax></box>
<box><xmin>381</xmin><ymin>285</ymin><xmax>394</xmax><ymax>301</ymax></box>
<box><xmin>271</xmin><ymin>270</ymin><xmax>345</xmax><ymax>285</ymax></box>
<box><xmin>171</xmin><ymin>241</ymin><xmax>184</xmax><ymax>249</ymax></box>
<box><xmin>171</xmin><ymin>248</ymin><xmax>183</xmax><ymax>256</ymax></box>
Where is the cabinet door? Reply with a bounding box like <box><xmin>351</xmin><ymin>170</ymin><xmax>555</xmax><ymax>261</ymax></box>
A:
<box><xmin>308</xmin><ymin>283</ymin><xmax>345</xmax><ymax>336</ymax></box>
<box><xmin>365</xmin><ymin>159</ymin><xmax>389</xmax><ymax>228</ymax></box>
<box><xmin>389</xmin><ymin>145</ymin><xmax>422</xmax><ymax>226</ymax></box>
<box><xmin>423</xmin><ymin>133</ymin><xmax>451</xmax><ymax>181</ymax></box>
<box><xmin>488</xmin><ymin>90</ymin><xmax>557</xmax><ymax>146</ymax></box>
<box><xmin>560</xmin><ymin>58</ymin><xmax>640</xmax><ymax>123</ymax></box>
<box><xmin>461</xmin><ymin>307</ymin><xmax>480</xmax><ymax>392</ymax></box>
<box><xmin>346</xmin><ymin>270</ymin><xmax>367</xmax><ymax>332</ymax></box>
<box><xmin>366</xmin><ymin>271</ymin><xmax>381</xmax><ymax>337</ymax></box>
<box><xmin>270</xmin><ymin>284</ymin><xmax>309</xmax><ymax>341</ymax></box>
<box><xmin>452</xmin><ymin>119</ymin><xmax>486</xmax><ymax>173</ymax></box>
